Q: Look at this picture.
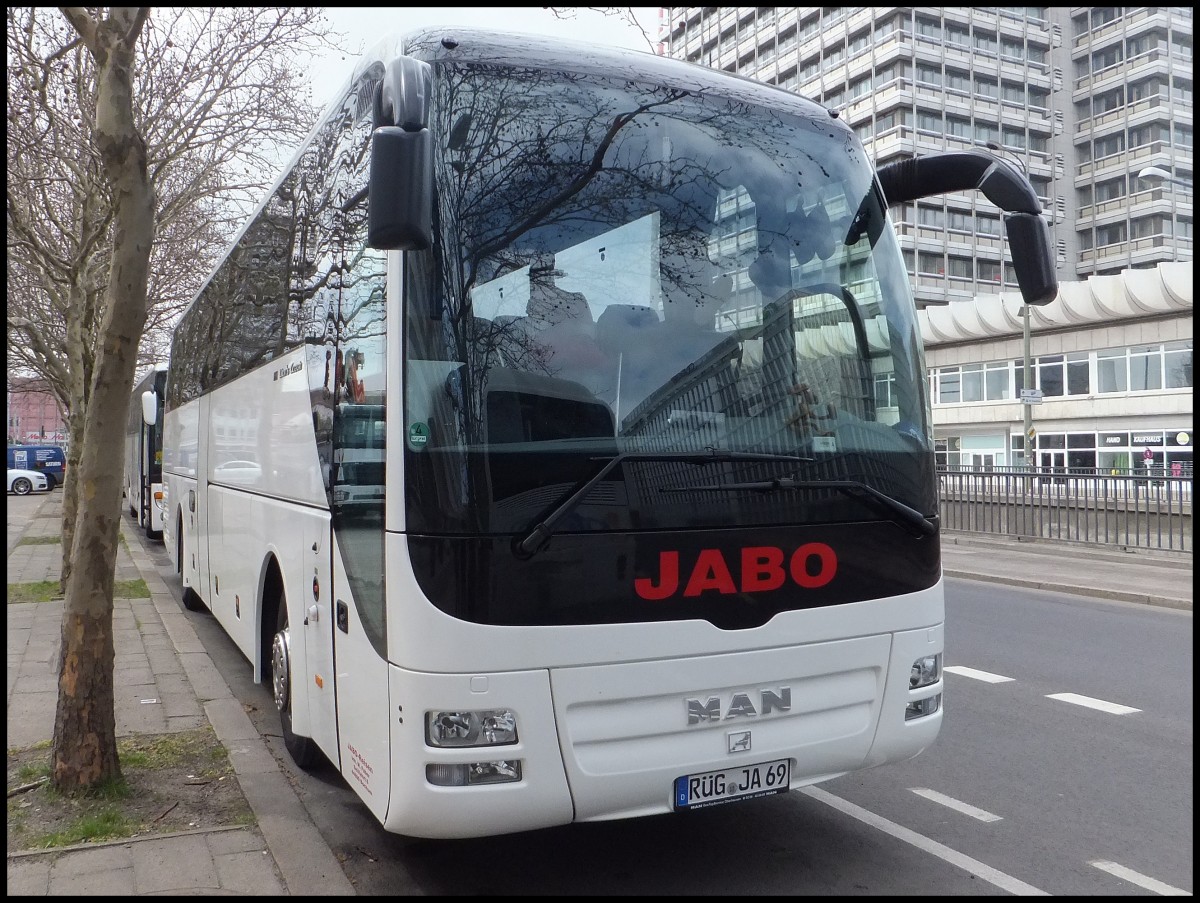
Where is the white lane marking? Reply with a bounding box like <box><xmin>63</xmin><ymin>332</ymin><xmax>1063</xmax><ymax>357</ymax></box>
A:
<box><xmin>801</xmin><ymin>786</ymin><xmax>1048</xmax><ymax>896</ymax></box>
<box><xmin>1046</xmin><ymin>692</ymin><xmax>1141</xmax><ymax>715</ymax></box>
<box><xmin>1090</xmin><ymin>860</ymin><xmax>1191</xmax><ymax>896</ymax></box>
<box><xmin>944</xmin><ymin>665</ymin><xmax>1015</xmax><ymax>683</ymax></box>
<box><xmin>909</xmin><ymin>787</ymin><xmax>1003</xmax><ymax>823</ymax></box>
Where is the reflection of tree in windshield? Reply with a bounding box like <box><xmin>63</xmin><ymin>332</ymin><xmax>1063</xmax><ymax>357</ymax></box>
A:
<box><xmin>403</xmin><ymin>53</ymin><xmax>932</xmax><ymax>535</ymax></box>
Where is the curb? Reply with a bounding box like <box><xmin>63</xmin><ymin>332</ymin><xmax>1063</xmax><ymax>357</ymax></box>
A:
<box><xmin>942</xmin><ymin>569</ymin><xmax>1193</xmax><ymax>611</ymax></box>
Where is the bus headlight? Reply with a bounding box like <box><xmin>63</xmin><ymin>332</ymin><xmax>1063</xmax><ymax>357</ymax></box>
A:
<box><xmin>426</xmin><ymin>709</ymin><xmax>518</xmax><ymax>747</ymax></box>
<box><xmin>906</xmin><ymin>695</ymin><xmax>941</xmax><ymax>719</ymax></box>
<box><xmin>906</xmin><ymin>653</ymin><xmax>942</xmax><ymax>720</ymax></box>
<box><xmin>426</xmin><ymin>760</ymin><xmax>522</xmax><ymax>786</ymax></box>
<box><xmin>909</xmin><ymin>653</ymin><xmax>941</xmax><ymax>689</ymax></box>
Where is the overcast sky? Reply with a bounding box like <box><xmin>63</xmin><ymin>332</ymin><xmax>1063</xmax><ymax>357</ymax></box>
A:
<box><xmin>310</xmin><ymin>8</ymin><xmax>662</xmax><ymax>109</ymax></box>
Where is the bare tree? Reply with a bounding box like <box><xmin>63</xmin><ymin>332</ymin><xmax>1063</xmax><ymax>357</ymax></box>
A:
<box><xmin>8</xmin><ymin>7</ymin><xmax>333</xmax><ymax>593</ymax></box>
<box><xmin>6</xmin><ymin>6</ymin><xmax>335</xmax><ymax>792</ymax></box>
<box><xmin>45</xmin><ymin>4</ymin><xmax>155</xmax><ymax>791</ymax></box>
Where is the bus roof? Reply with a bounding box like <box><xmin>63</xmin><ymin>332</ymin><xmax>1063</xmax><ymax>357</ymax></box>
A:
<box><xmin>355</xmin><ymin>26</ymin><xmax>840</xmax><ymax>130</ymax></box>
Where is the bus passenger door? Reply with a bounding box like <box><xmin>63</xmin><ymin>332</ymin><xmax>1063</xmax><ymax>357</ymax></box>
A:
<box><xmin>303</xmin><ymin>515</ymin><xmax>340</xmax><ymax>764</ymax></box>
<box><xmin>330</xmin><ymin>524</ymin><xmax>392</xmax><ymax>824</ymax></box>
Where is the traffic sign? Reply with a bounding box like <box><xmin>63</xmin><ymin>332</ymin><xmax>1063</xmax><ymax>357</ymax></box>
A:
<box><xmin>1027</xmin><ymin>427</ymin><xmax>1036</xmax><ymax>440</ymax></box>
<box><xmin>1020</xmin><ymin>388</ymin><xmax>1043</xmax><ymax>404</ymax></box>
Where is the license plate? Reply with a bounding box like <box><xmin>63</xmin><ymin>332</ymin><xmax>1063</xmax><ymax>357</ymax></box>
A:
<box><xmin>674</xmin><ymin>758</ymin><xmax>791</xmax><ymax>811</ymax></box>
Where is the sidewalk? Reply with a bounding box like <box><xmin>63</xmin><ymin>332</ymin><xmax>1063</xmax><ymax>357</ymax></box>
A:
<box><xmin>6</xmin><ymin>494</ymin><xmax>1191</xmax><ymax>895</ymax></box>
<box><xmin>6</xmin><ymin>491</ymin><xmax>354</xmax><ymax>896</ymax></box>
<box><xmin>941</xmin><ymin>530</ymin><xmax>1192</xmax><ymax>610</ymax></box>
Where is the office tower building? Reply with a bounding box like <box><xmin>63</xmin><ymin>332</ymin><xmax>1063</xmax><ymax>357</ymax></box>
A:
<box><xmin>660</xmin><ymin>7</ymin><xmax>1193</xmax><ymax>308</ymax></box>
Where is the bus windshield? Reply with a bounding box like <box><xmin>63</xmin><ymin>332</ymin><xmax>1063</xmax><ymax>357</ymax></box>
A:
<box><xmin>404</xmin><ymin>59</ymin><xmax>933</xmax><ymax>537</ymax></box>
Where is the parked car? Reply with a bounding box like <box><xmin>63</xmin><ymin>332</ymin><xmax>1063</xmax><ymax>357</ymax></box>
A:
<box><xmin>7</xmin><ymin>468</ymin><xmax>50</xmax><ymax>495</ymax></box>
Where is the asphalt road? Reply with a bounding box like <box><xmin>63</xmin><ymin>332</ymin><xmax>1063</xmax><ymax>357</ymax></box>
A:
<box><xmin>153</xmin><ymin>536</ymin><xmax>1192</xmax><ymax>896</ymax></box>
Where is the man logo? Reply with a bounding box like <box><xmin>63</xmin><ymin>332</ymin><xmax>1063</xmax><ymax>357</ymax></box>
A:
<box><xmin>686</xmin><ymin>687</ymin><xmax>792</xmax><ymax>725</ymax></box>
<box><xmin>728</xmin><ymin>730</ymin><xmax>752</xmax><ymax>753</ymax></box>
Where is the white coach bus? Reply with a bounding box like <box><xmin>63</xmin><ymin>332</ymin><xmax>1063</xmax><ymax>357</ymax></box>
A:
<box><xmin>161</xmin><ymin>26</ymin><xmax>1056</xmax><ymax>839</ymax></box>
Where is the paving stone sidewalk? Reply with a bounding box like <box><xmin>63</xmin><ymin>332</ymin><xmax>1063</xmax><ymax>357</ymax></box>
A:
<box><xmin>6</xmin><ymin>492</ymin><xmax>353</xmax><ymax>895</ymax></box>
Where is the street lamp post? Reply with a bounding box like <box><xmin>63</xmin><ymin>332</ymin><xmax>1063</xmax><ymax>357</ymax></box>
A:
<box><xmin>1022</xmin><ymin>305</ymin><xmax>1032</xmax><ymax>468</ymax></box>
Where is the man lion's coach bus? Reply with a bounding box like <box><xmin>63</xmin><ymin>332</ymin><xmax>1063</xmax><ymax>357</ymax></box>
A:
<box><xmin>124</xmin><ymin>365</ymin><xmax>167</xmax><ymax>539</ymax></box>
<box><xmin>162</xmin><ymin>27</ymin><xmax>1056</xmax><ymax>839</ymax></box>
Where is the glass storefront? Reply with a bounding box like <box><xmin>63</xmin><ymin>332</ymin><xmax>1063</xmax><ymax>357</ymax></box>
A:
<box><xmin>948</xmin><ymin>428</ymin><xmax>1194</xmax><ymax>475</ymax></box>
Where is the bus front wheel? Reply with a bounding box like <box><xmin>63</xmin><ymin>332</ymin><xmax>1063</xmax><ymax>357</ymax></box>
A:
<box><xmin>271</xmin><ymin>595</ymin><xmax>321</xmax><ymax>770</ymax></box>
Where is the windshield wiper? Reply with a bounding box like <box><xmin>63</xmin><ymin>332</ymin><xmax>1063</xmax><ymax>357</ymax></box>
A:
<box><xmin>513</xmin><ymin>447</ymin><xmax>814</xmax><ymax>558</ymax></box>
<box><xmin>663</xmin><ymin>476</ymin><xmax>936</xmax><ymax>538</ymax></box>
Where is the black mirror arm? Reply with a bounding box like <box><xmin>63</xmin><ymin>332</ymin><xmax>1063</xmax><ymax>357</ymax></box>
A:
<box><xmin>874</xmin><ymin>150</ymin><xmax>1058</xmax><ymax>306</ymax></box>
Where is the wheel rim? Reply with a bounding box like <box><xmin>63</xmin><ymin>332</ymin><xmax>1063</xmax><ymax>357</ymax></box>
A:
<box><xmin>14</xmin><ymin>480</ymin><xmax>30</xmax><ymax>495</ymax></box>
<box><xmin>271</xmin><ymin>627</ymin><xmax>290</xmax><ymax>713</ymax></box>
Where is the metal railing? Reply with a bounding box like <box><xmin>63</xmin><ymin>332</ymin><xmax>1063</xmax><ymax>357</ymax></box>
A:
<box><xmin>937</xmin><ymin>466</ymin><xmax>1192</xmax><ymax>552</ymax></box>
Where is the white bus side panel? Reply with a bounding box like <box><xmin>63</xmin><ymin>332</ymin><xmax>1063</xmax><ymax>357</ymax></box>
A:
<box><xmin>205</xmin><ymin>485</ymin><xmax>335</xmax><ymax>754</ymax></box>
<box><xmin>201</xmin><ymin>353</ymin><xmax>330</xmax><ymax>707</ymax></box>
<box><xmin>207</xmin><ymin>349</ymin><xmax>326</xmax><ymax>508</ymax></box>
<box><xmin>304</xmin><ymin>516</ymin><xmax>339</xmax><ymax>765</ymax></box>
<box><xmin>163</xmin><ymin>396</ymin><xmax>202</xmax><ymax>594</ymax></box>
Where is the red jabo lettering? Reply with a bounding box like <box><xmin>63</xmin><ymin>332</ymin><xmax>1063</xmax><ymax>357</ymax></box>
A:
<box><xmin>634</xmin><ymin>543</ymin><xmax>837</xmax><ymax>600</ymax></box>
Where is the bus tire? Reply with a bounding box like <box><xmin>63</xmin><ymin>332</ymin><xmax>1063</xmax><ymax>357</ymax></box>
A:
<box><xmin>181</xmin><ymin>585</ymin><xmax>205</xmax><ymax>611</ymax></box>
<box><xmin>272</xmin><ymin>593</ymin><xmax>321</xmax><ymax>770</ymax></box>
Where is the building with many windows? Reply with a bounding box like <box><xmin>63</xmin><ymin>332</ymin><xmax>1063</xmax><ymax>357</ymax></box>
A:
<box><xmin>660</xmin><ymin>7</ymin><xmax>1192</xmax><ymax>307</ymax></box>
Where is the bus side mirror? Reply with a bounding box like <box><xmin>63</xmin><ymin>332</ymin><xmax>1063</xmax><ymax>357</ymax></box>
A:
<box><xmin>141</xmin><ymin>390</ymin><xmax>157</xmax><ymax>426</ymax></box>
<box><xmin>367</xmin><ymin>126</ymin><xmax>433</xmax><ymax>250</ymax></box>
<box><xmin>367</xmin><ymin>56</ymin><xmax>433</xmax><ymax>251</ymax></box>
<box><xmin>1004</xmin><ymin>212</ymin><xmax>1058</xmax><ymax>306</ymax></box>
<box><xmin>874</xmin><ymin>150</ymin><xmax>1059</xmax><ymax>306</ymax></box>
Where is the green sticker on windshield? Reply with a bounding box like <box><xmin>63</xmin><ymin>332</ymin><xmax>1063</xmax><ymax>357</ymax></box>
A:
<box><xmin>407</xmin><ymin>422</ymin><xmax>430</xmax><ymax>450</ymax></box>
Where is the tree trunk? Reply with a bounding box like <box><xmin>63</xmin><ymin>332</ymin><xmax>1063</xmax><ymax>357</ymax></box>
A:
<box><xmin>52</xmin><ymin>603</ymin><xmax>120</xmax><ymax>788</ymax></box>
<box><xmin>53</xmin><ymin>6</ymin><xmax>155</xmax><ymax>793</ymax></box>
